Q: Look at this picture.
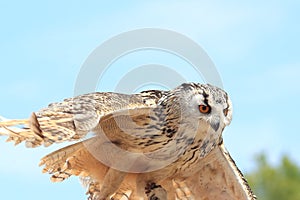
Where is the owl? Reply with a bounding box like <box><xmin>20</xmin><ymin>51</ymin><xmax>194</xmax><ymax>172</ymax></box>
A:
<box><xmin>0</xmin><ymin>83</ymin><xmax>256</xmax><ymax>200</ymax></box>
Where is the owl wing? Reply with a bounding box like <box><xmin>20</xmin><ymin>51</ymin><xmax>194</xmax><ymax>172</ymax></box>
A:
<box><xmin>40</xmin><ymin>139</ymin><xmax>256</xmax><ymax>200</ymax></box>
<box><xmin>0</xmin><ymin>90</ymin><xmax>164</xmax><ymax>148</ymax></box>
<box><xmin>178</xmin><ymin>142</ymin><xmax>256</xmax><ymax>200</ymax></box>
<box><xmin>39</xmin><ymin>138</ymin><xmax>112</xmax><ymax>199</ymax></box>
<box><xmin>39</xmin><ymin>138</ymin><xmax>143</xmax><ymax>200</ymax></box>
<box><xmin>39</xmin><ymin>137</ymin><xmax>105</xmax><ymax>182</ymax></box>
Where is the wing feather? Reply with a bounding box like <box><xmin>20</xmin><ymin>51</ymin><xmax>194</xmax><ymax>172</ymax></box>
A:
<box><xmin>0</xmin><ymin>90</ymin><xmax>163</xmax><ymax>147</ymax></box>
<box><xmin>39</xmin><ymin>138</ymin><xmax>141</xmax><ymax>200</ymax></box>
<box><xmin>0</xmin><ymin>88</ymin><xmax>256</xmax><ymax>199</ymax></box>
<box><xmin>182</xmin><ymin>142</ymin><xmax>256</xmax><ymax>200</ymax></box>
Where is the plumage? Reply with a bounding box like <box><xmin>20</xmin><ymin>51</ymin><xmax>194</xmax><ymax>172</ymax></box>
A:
<box><xmin>0</xmin><ymin>83</ymin><xmax>256</xmax><ymax>200</ymax></box>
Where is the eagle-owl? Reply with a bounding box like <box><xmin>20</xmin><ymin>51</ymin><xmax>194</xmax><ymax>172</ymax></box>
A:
<box><xmin>0</xmin><ymin>83</ymin><xmax>256</xmax><ymax>200</ymax></box>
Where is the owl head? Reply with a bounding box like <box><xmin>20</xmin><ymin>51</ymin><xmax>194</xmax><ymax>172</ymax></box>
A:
<box><xmin>170</xmin><ymin>83</ymin><xmax>233</xmax><ymax>133</ymax></box>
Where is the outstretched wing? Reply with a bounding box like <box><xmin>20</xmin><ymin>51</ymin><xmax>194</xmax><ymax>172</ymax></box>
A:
<box><xmin>180</xmin><ymin>142</ymin><xmax>256</xmax><ymax>200</ymax></box>
<box><xmin>39</xmin><ymin>138</ymin><xmax>142</xmax><ymax>200</ymax></box>
<box><xmin>0</xmin><ymin>90</ymin><xmax>164</xmax><ymax>147</ymax></box>
<box><xmin>39</xmin><ymin>137</ymin><xmax>105</xmax><ymax>182</ymax></box>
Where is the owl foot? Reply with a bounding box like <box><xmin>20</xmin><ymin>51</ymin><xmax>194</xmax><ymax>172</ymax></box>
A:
<box><xmin>145</xmin><ymin>182</ymin><xmax>167</xmax><ymax>200</ymax></box>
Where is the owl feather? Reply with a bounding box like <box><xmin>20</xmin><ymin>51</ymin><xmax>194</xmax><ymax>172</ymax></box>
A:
<box><xmin>0</xmin><ymin>83</ymin><xmax>256</xmax><ymax>200</ymax></box>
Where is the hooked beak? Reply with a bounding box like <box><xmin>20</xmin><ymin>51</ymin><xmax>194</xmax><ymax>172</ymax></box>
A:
<box><xmin>209</xmin><ymin>115</ymin><xmax>220</xmax><ymax>132</ymax></box>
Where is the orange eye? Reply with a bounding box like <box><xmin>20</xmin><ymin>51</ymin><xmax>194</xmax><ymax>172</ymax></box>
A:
<box><xmin>199</xmin><ymin>105</ymin><xmax>211</xmax><ymax>114</ymax></box>
<box><xmin>223</xmin><ymin>108</ymin><xmax>229</xmax><ymax>116</ymax></box>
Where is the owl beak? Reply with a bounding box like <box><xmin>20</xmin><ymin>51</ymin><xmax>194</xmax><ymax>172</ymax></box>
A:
<box><xmin>209</xmin><ymin>115</ymin><xmax>220</xmax><ymax>132</ymax></box>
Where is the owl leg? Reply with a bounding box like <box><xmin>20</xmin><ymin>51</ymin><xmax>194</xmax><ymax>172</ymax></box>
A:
<box><xmin>145</xmin><ymin>182</ymin><xmax>167</xmax><ymax>200</ymax></box>
<box><xmin>97</xmin><ymin>168</ymin><xmax>127</xmax><ymax>200</ymax></box>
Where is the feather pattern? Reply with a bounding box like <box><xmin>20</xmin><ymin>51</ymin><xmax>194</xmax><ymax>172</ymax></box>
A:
<box><xmin>0</xmin><ymin>83</ymin><xmax>255</xmax><ymax>200</ymax></box>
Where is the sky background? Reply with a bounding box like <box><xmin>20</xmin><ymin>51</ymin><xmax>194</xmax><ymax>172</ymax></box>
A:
<box><xmin>0</xmin><ymin>1</ymin><xmax>299</xmax><ymax>200</ymax></box>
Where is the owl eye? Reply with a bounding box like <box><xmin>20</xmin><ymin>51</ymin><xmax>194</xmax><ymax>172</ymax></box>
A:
<box><xmin>223</xmin><ymin>108</ymin><xmax>229</xmax><ymax>116</ymax></box>
<box><xmin>199</xmin><ymin>105</ymin><xmax>211</xmax><ymax>114</ymax></box>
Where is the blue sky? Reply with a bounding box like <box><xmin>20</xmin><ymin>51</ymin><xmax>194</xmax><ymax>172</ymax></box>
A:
<box><xmin>0</xmin><ymin>1</ymin><xmax>299</xmax><ymax>199</ymax></box>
